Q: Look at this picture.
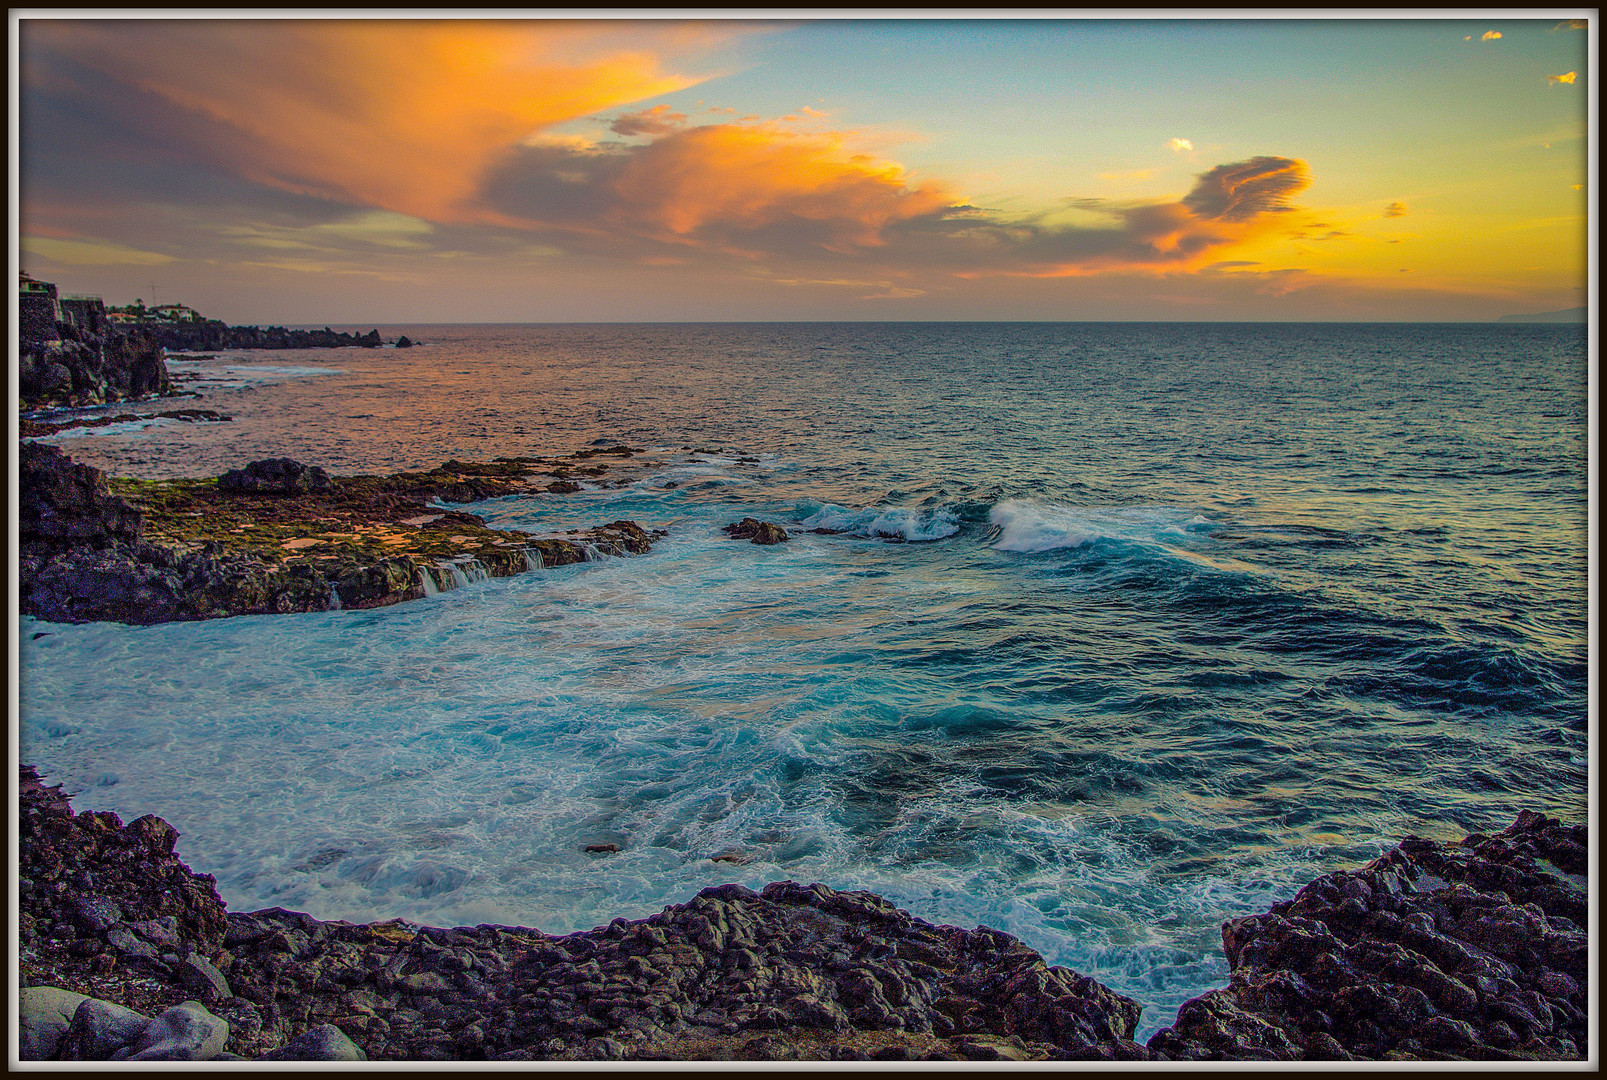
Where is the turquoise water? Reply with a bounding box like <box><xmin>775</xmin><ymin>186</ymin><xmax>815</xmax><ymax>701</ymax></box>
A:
<box><xmin>20</xmin><ymin>323</ymin><xmax>1590</xmax><ymax>1036</ymax></box>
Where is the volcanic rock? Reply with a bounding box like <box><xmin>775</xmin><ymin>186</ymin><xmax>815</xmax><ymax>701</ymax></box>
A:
<box><xmin>723</xmin><ymin>518</ymin><xmax>789</xmax><ymax>545</ymax></box>
<box><xmin>217</xmin><ymin>458</ymin><xmax>333</xmax><ymax>496</ymax></box>
<box><xmin>19</xmin><ymin>443</ymin><xmax>143</xmax><ymax>550</ymax></box>
<box><xmin>1145</xmin><ymin>811</ymin><xmax>1588</xmax><ymax>1061</ymax></box>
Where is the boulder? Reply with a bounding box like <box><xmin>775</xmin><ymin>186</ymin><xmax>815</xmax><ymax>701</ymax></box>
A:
<box><xmin>59</xmin><ymin>998</ymin><xmax>152</xmax><ymax>1060</ymax></box>
<box><xmin>178</xmin><ymin>953</ymin><xmax>232</xmax><ymax>1003</ymax></box>
<box><xmin>395</xmin><ymin>335</ymin><xmax>414</xmax><ymax>348</ymax></box>
<box><xmin>217</xmin><ymin>458</ymin><xmax>332</xmax><ymax>496</ymax></box>
<box><xmin>120</xmin><ymin>1001</ymin><xmax>230</xmax><ymax>1061</ymax></box>
<box><xmin>260</xmin><ymin>1024</ymin><xmax>368</xmax><ymax>1061</ymax></box>
<box><xmin>723</xmin><ymin>518</ymin><xmax>789</xmax><ymax>545</ymax></box>
<box><xmin>19</xmin><ymin>986</ymin><xmax>88</xmax><ymax>1060</ymax></box>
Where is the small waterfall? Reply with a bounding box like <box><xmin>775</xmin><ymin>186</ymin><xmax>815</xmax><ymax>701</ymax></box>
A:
<box><xmin>328</xmin><ymin>584</ymin><xmax>343</xmax><ymax>611</ymax></box>
<box><xmin>578</xmin><ymin>541</ymin><xmax>608</xmax><ymax>562</ymax></box>
<box><xmin>419</xmin><ymin>570</ymin><xmax>440</xmax><ymax>597</ymax></box>
<box><xmin>523</xmin><ymin>548</ymin><xmax>545</xmax><ymax>572</ymax></box>
<box><xmin>444</xmin><ymin>558</ymin><xmax>491</xmax><ymax>590</ymax></box>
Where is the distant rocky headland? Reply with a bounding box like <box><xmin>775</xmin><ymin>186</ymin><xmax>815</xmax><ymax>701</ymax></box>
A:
<box><xmin>17</xmin><ymin>764</ymin><xmax>1586</xmax><ymax>1062</ymax></box>
<box><xmin>18</xmin><ymin>273</ymin><xmax>412</xmax><ymax>410</ymax></box>
<box><xmin>145</xmin><ymin>322</ymin><xmax>396</xmax><ymax>352</ymax></box>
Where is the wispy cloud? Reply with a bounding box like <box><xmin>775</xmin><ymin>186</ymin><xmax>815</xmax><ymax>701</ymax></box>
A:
<box><xmin>1168</xmin><ymin>137</ymin><xmax>1194</xmax><ymax>153</ymax></box>
<box><xmin>1548</xmin><ymin>71</ymin><xmax>1578</xmax><ymax>85</ymax></box>
<box><xmin>610</xmin><ymin>105</ymin><xmax>689</xmax><ymax>137</ymax></box>
<box><xmin>1552</xmin><ymin>19</ymin><xmax>1588</xmax><ymax>31</ymax></box>
<box><xmin>22</xmin><ymin>236</ymin><xmax>175</xmax><ymax>265</ymax></box>
<box><xmin>1383</xmin><ymin>201</ymin><xmax>1409</xmax><ymax>218</ymax></box>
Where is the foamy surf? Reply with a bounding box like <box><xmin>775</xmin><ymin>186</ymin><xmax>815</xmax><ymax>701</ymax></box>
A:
<box><xmin>798</xmin><ymin>502</ymin><xmax>963</xmax><ymax>542</ymax></box>
<box><xmin>989</xmin><ymin>499</ymin><xmax>1213</xmax><ymax>553</ymax></box>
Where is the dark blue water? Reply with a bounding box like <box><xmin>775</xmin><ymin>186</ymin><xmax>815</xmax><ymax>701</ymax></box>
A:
<box><xmin>21</xmin><ymin>323</ymin><xmax>1590</xmax><ymax>1036</ymax></box>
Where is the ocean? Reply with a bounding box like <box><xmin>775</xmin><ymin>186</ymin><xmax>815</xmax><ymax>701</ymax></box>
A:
<box><xmin>18</xmin><ymin>322</ymin><xmax>1591</xmax><ymax>1038</ymax></box>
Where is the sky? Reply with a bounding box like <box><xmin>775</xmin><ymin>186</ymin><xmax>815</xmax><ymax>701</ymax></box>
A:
<box><xmin>10</xmin><ymin>13</ymin><xmax>1596</xmax><ymax>324</ymax></box>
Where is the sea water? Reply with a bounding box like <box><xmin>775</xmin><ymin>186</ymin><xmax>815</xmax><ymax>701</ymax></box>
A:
<box><xmin>18</xmin><ymin>323</ymin><xmax>1590</xmax><ymax>1037</ymax></box>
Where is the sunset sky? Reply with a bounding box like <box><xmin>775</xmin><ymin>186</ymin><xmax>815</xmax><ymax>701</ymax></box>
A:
<box><xmin>12</xmin><ymin>14</ymin><xmax>1595</xmax><ymax>323</ymax></box>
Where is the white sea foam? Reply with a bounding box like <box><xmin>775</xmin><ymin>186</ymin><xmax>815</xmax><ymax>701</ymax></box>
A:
<box><xmin>799</xmin><ymin>503</ymin><xmax>962</xmax><ymax>542</ymax></box>
<box><xmin>989</xmin><ymin>499</ymin><xmax>1211</xmax><ymax>553</ymax></box>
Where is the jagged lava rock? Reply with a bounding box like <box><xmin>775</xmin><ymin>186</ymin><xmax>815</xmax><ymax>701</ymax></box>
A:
<box><xmin>1146</xmin><ymin>811</ymin><xmax>1588</xmax><ymax>1062</ymax></box>
<box><xmin>19</xmin><ymin>442</ymin><xmax>143</xmax><ymax>549</ymax></box>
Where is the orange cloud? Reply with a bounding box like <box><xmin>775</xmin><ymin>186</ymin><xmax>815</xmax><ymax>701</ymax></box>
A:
<box><xmin>486</xmin><ymin>121</ymin><xmax>1313</xmax><ymax>277</ymax></box>
<box><xmin>1548</xmin><ymin>71</ymin><xmax>1578</xmax><ymax>85</ymax></box>
<box><xmin>1384</xmin><ymin>201</ymin><xmax>1409</xmax><ymax>217</ymax></box>
<box><xmin>25</xmin><ymin>20</ymin><xmax>733</xmax><ymax>225</ymax></box>
<box><xmin>606</xmin><ymin>123</ymin><xmax>954</xmax><ymax>252</ymax></box>
<box><xmin>1481</xmin><ymin>30</ymin><xmax>1503</xmax><ymax>41</ymax></box>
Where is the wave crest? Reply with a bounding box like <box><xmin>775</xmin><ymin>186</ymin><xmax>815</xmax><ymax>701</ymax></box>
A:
<box><xmin>798</xmin><ymin>503</ymin><xmax>964</xmax><ymax>543</ymax></box>
<box><xmin>989</xmin><ymin>500</ymin><xmax>1212</xmax><ymax>553</ymax></box>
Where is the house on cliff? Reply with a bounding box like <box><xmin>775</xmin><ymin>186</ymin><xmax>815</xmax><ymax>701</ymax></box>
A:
<box><xmin>151</xmin><ymin>304</ymin><xmax>203</xmax><ymax>323</ymax></box>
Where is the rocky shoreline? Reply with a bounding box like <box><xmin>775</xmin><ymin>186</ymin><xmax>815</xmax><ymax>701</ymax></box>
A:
<box><xmin>16</xmin><ymin>766</ymin><xmax>1587</xmax><ymax>1062</ymax></box>
<box><xmin>147</xmin><ymin>321</ymin><xmax>392</xmax><ymax>352</ymax></box>
<box><xmin>19</xmin><ymin>444</ymin><xmax>662</xmax><ymax>625</ymax></box>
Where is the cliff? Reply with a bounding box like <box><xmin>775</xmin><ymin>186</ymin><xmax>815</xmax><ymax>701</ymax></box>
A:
<box><xmin>18</xmin><ymin>320</ymin><xmax>173</xmax><ymax>409</ymax></box>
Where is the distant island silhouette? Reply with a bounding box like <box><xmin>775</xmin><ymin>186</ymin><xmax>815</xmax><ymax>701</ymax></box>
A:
<box><xmin>1496</xmin><ymin>307</ymin><xmax>1587</xmax><ymax>323</ymax></box>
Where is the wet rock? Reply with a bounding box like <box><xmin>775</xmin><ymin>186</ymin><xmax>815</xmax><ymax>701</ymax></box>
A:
<box><xmin>59</xmin><ymin>998</ymin><xmax>152</xmax><ymax>1060</ymax></box>
<box><xmin>585</xmin><ymin>843</ymin><xmax>621</xmax><ymax>855</ymax></box>
<box><xmin>19</xmin><ymin>986</ymin><xmax>88</xmax><ymax>1060</ymax></box>
<box><xmin>723</xmin><ymin>518</ymin><xmax>789</xmax><ymax>544</ymax></box>
<box><xmin>395</xmin><ymin>336</ymin><xmax>414</xmax><ymax>348</ymax></box>
<box><xmin>19</xmin><ymin>452</ymin><xmax>665</xmax><ymax>624</ymax></box>
<box><xmin>119</xmin><ymin>1001</ymin><xmax>230</xmax><ymax>1061</ymax></box>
